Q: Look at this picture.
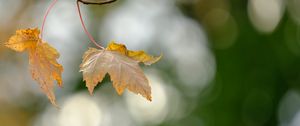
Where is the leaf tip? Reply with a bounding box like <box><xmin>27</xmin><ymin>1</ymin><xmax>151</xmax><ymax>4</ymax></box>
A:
<box><xmin>145</xmin><ymin>53</ymin><xmax>163</xmax><ymax>65</ymax></box>
<box><xmin>112</xmin><ymin>85</ymin><xmax>124</xmax><ymax>96</ymax></box>
<box><xmin>147</xmin><ymin>96</ymin><xmax>152</xmax><ymax>102</ymax></box>
<box><xmin>57</xmin><ymin>79</ymin><xmax>63</xmax><ymax>88</ymax></box>
<box><xmin>88</xmin><ymin>87</ymin><xmax>95</xmax><ymax>96</ymax></box>
<box><xmin>49</xmin><ymin>97</ymin><xmax>59</xmax><ymax>108</ymax></box>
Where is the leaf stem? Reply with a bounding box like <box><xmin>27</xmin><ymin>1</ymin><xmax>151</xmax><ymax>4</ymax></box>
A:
<box><xmin>41</xmin><ymin>0</ymin><xmax>58</xmax><ymax>39</ymax></box>
<box><xmin>76</xmin><ymin>1</ymin><xmax>104</xmax><ymax>49</ymax></box>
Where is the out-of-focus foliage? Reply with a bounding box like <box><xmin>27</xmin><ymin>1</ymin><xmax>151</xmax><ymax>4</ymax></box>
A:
<box><xmin>1</xmin><ymin>0</ymin><xmax>300</xmax><ymax>126</ymax></box>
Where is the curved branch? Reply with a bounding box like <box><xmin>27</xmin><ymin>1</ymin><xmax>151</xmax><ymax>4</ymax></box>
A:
<box><xmin>78</xmin><ymin>0</ymin><xmax>117</xmax><ymax>5</ymax></box>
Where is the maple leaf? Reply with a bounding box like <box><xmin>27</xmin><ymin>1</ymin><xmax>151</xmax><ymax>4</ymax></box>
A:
<box><xmin>80</xmin><ymin>42</ymin><xmax>161</xmax><ymax>101</ymax></box>
<box><xmin>4</xmin><ymin>28</ymin><xmax>63</xmax><ymax>106</ymax></box>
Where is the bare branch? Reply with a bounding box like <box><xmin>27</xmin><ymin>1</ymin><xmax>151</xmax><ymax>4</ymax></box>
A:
<box><xmin>77</xmin><ymin>0</ymin><xmax>117</xmax><ymax>5</ymax></box>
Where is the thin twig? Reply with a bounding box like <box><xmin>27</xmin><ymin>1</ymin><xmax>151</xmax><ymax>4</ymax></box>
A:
<box><xmin>78</xmin><ymin>0</ymin><xmax>117</xmax><ymax>5</ymax></box>
<box><xmin>41</xmin><ymin>0</ymin><xmax>58</xmax><ymax>39</ymax></box>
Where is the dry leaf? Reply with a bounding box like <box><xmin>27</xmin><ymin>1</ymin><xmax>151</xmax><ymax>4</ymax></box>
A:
<box><xmin>80</xmin><ymin>42</ymin><xmax>161</xmax><ymax>101</ymax></box>
<box><xmin>106</xmin><ymin>42</ymin><xmax>162</xmax><ymax>65</ymax></box>
<box><xmin>5</xmin><ymin>28</ymin><xmax>63</xmax><ymax>106</ymax></box>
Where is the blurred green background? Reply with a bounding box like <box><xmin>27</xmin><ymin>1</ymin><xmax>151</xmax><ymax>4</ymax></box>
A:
<box><xmin>1</xmin><ymin>0</ymin><xmax>300</xmax><ymax>126</ymax></box>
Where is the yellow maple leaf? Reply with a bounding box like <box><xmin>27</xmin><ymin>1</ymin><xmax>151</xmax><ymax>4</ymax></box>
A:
<box><xmin>80</xmin><ymin>42</ymin><xmax>161</xmax><ymax>101</ymax></box>
<box><xmin>5</xmin><ymin>28</ymin><xmax>63</xmax><ymax>106</ymax></box>
<box><xmin>106</xmin><ymin>42</ymin><xmax>162</xmax><ymax>65</ymax></box>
